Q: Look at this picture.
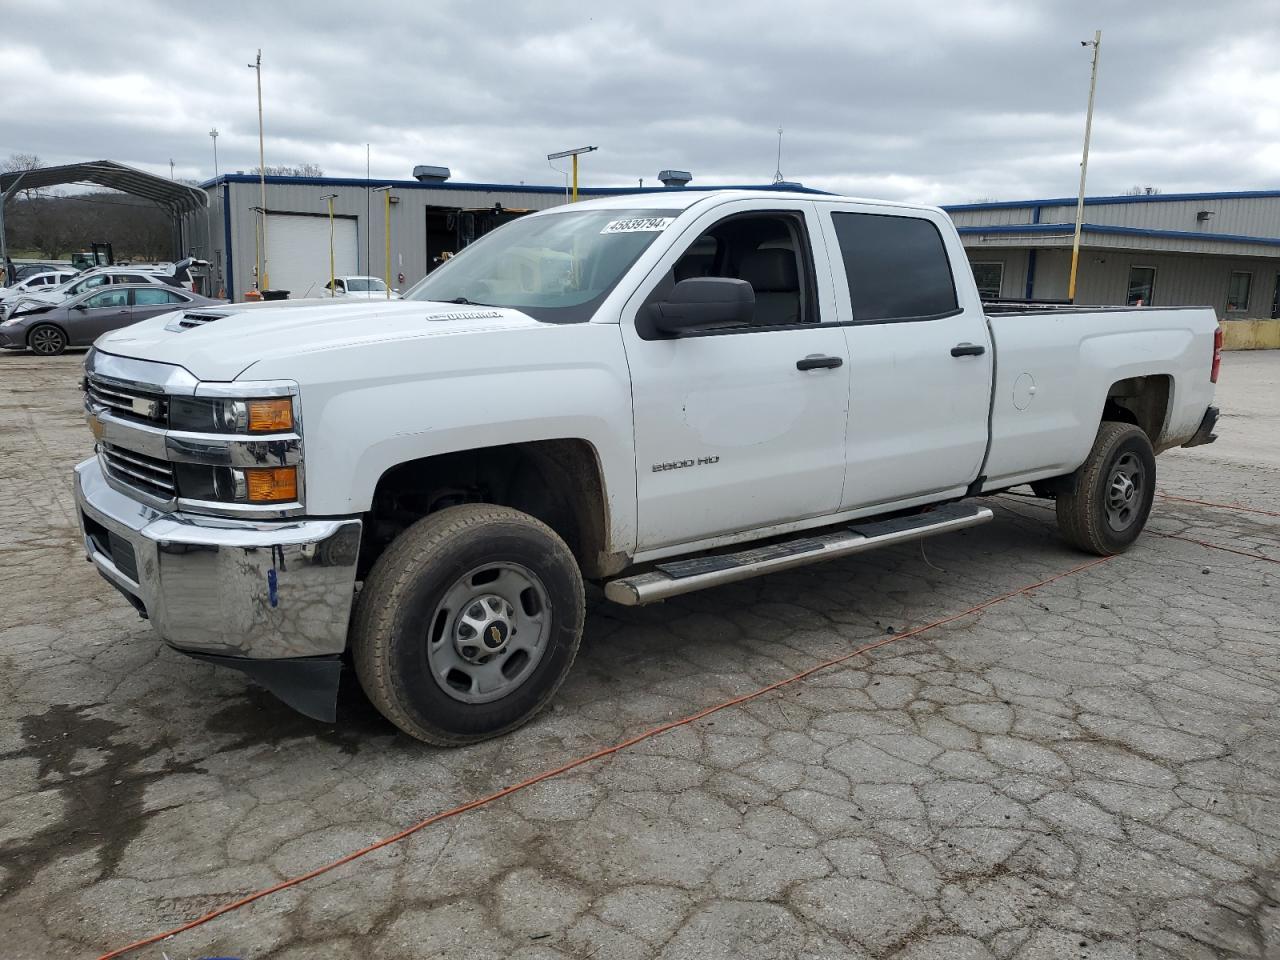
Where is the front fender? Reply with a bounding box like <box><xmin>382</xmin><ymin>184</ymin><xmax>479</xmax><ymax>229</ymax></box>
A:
<box><xmin>244</xmin><ymin>323</ymin><xmax>639</xmax><ymax>555</ymax></box>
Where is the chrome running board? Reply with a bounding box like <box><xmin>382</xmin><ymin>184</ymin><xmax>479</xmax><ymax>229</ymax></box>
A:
<box><xmin>604</xmin><ymin>503</ymin><xmax>993</xmax><ymax>606</ymax></box>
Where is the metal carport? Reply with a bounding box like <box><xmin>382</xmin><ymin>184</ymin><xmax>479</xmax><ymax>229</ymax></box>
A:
<box><xmin>0</xmin><ymin>159</ymin><xmax>208</xmax><ymax>268</ymax></box>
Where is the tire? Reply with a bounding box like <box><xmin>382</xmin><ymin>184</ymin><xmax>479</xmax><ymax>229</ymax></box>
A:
<box><xmin>1055</xmin><ymin>421</ymin><xmax>1156</xmax><ymax>555</ymax></box>
<box><xmin>352</xmin><ymin>504</ymin><xmax>585</xmax><ymax>746</ymax></box>
<box><xmin>28</xmin><ymin>324</ymin><xmax>67</xmax><ymax>356</ymax></box>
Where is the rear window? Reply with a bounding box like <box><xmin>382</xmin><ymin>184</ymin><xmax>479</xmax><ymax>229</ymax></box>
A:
<box><xmin>831</xmin><ymin>212</ymin><xmax>959</xmax><ymax>322</ymax></box>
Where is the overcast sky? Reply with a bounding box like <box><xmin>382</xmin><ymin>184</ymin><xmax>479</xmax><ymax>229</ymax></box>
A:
<box><xmin>3</xmin><ymin>0</ymin><xmax>1277</xmax><ymax>204</ymax></box>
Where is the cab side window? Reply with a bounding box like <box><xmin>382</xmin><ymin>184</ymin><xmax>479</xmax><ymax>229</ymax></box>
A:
<box><xmin>831</xmin><ymin>212</ymin><xmax>959</xmax><ymax>322</ymax></box>
<box><xmin>668</xmin><ymin>212</ymin><xmax>817</xmax><ymax>328</ymax></box>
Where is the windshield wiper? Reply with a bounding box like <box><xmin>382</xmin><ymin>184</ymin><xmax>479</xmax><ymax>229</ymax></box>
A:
<box><xmin>446</xmin><ymin>296</ymin><xmax>493</xmax><ymax>307</ymax></box>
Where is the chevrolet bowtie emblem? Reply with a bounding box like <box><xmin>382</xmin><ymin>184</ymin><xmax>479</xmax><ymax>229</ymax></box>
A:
<box><xmin>489</xmin><ymin>625</ymin><xmax>502</xmax><ymax>645</ymax></box>
<box><xmin>131</xmin><ymin>397</ymin><xmax>159</xmax><ymax>419</ymax></box>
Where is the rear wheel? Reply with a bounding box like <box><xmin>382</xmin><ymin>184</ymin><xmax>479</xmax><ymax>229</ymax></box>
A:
<box><xmin>352</xmin><ymin>504</ymin><xmax>584</xmax><ymax>745</ymax></box>
<box><xmin>1055</xmin><ymin>421</ymin><xmax>1156</xmax><ymax>555</ymax></box>
<box><xmin>28</xmin><ymin>324</ymin><xmax>67</xmax><ymax>356</ymax></box>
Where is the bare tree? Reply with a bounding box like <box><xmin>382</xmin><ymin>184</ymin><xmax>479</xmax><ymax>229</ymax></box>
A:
<box><xmin>1125</xmin><ymin>185</ymin><xmax>1162</xmax><ymax>196</ymax></box>
<box><xmin>252</xmin><ymin>163</ymin><xmax>325</xmax><ymax>177</ymax></box>
<box><xmin>6</xmin><ymin>192</ymin><xmax>171</xmax><ymax>260</ymax></box>
<box><xmin>2</xmin><ymin>153</ymin><xmax>44</xmax><ymax>199</ymax></box>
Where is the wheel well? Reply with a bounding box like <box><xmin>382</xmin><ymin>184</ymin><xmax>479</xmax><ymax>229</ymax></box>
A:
<box><xmin>1103</xmin><ymin>375</ymin><xmax>1171</xmax><ymax>451</ymax></box>
<box><xmin>27</xmin><ymin>321</ymin><xmax>66</xmax><ymax>341</ymax></box>
<box><xmin>363</xmin><ymin>439</ymin><xmax>616</xmax><ymax>579</ymax></box>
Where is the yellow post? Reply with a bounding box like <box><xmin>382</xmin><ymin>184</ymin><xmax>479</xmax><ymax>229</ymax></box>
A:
<box><xmin>1068</xmin><ymin>30</ymin><xmax>1102</xmax><ymax>303</ymax></box>
<box><xmin>384</xmin><ymin>189</ymin><xmax>392</xmax><ymax>299</ymax></box>
<box><xmin>571</xmin><ymin>153</ymin><xmax>579</xmax><ymax>203</ymax></box>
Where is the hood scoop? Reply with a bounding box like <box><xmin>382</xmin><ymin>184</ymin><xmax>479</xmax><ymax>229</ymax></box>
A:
<box><xmin>167</xmin><ymin>310</ymin><xmax>232</xmax><ymax>332</ymax></box>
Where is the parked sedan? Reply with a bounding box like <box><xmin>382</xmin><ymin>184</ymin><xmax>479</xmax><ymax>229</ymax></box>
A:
<box><xmin>0</xmin><ymin>284</ymin><xmax>223</xmax><ymax>356</ymax></box>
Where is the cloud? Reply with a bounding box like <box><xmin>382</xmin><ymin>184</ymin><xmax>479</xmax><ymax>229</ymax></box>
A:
<box><xmin>1</xmin><ymin>0</ymin><xmax>1276</xmax><ymax>203</ymax></box>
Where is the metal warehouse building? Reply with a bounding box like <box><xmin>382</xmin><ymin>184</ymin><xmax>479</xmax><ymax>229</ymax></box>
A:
<box><xmin>945</xmin><ymin>190</ymin><xmax>1280</xmax><ymax>320</ymax></box>
<box><xmin>182</xmin><ymin>171</ymin><xmax>818</xmax><ymax>302</ymax></box>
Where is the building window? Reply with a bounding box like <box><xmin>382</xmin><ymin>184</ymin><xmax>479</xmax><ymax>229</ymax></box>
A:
<box><xmin>1226</xmin><ymin>271</ymin><xmax>1252</xmax><ymax>312</ymax></box>
<box><xmin>971</xmin><ymin>262</ymin><xmax>1004</xmax><ymax>300</ymax></box>
<box><xmin>1126</xmin><ymin>266</ymin><xmax>1155</xmax><ymax>306</ymax></box>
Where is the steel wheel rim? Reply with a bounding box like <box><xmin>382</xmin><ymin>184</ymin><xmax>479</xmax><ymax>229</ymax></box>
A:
<box><xmin>1104</xmin><ymin>451</ymin><xmax>1144</xmax><ymax>532</ymax></box>
<box><xmin>30</xmin><ymin>328</ymin><xmax>63</xmax><ymax>355</ymax></box>
<box><xmin>424</xmin><ymin>561</ymin><xmax>552</xmax><ymax>704</ymax></box>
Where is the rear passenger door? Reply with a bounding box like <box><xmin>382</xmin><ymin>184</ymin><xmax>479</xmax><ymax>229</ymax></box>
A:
<box><xmin>815</xmin><ymin>203</ymin><xmax>994</xmax><ymax>511</ymax></box>
<box><xmin>621</xmin><ymin>199</ymin><xmax>851</xmax><ymax>551</ymax></box>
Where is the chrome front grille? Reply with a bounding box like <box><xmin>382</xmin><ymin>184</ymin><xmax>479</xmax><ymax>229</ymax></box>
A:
<box><xmin>86</xmin><ymin>376</ymin><xmax>169</xmax><ymax>426</ymax></box>
<box><xmin>100</xmin><ymin>442</ymin><xmax>176</xmax><ymax>500</ymax></box>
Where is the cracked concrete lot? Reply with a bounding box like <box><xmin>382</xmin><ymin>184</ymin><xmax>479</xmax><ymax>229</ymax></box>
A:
<box><xmin>1</xmin><ymin>350</ymin><xmax>1277</xmax><ymax>959</ymax></box>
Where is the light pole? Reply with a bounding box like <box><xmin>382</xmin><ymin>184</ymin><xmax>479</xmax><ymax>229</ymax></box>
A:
<box><xmin>207</xmin><ymin>128</ymin><xmax>220</xmax><ymax>288</ymax></box>
<box><xmin>373</xmin><ymin>185</ymin><xmax>396</xmax><ymax>299</ymax></box>
<box><xmin>321</xmin><ymin>194</ymin><xmax>338</xmax><ymax>296</ymax></box>
<box><xmin>546</xmin><ymin>145</ymin><xmax>598</xmax><ymax>202</ymax></box>
<box><xmin>1068</xmin><ymin>30</ymin><xmax>1102</xmax><ymax>304</ymax></box>
<box><xmin>249</xmin><ymin>50</ymin><xmax>269</xmax><ymax>290</ymax></box>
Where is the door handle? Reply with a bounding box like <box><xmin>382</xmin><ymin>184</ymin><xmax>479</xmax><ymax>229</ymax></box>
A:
<box><xmin>950</xmin><ymin>342</ymin><xmax>986</xmax><ymax>357</ymax></box>
<box><xmin>796</xmin><ymin>355</ymin><xmax>844</xmax><ymax>371</ymax></box>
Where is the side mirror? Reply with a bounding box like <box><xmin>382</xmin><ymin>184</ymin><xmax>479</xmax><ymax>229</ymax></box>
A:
<box><xmin>651</xmin><ymin>277</ymin><xmax>755</xmax><ymax>334</ymax></box>
<box><xmin>72</xmin><ymin>303</ymin><xmax>88</xmax><ymax>311</ymax></box>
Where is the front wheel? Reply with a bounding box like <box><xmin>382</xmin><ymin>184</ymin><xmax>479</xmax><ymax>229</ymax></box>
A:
<box><xmin>352</xmin><ymin>504</ymin><xmax>585</xmax><ymax>745</ymax></box>
<box><xmin>1055</xmin><ymin>421</ymin><xmax>1156</xmax><ymax>555</ymax></box>
<box><xmin>28</xmin><ymin>324</ymin><xmax>68</xmax><ymax>356</ymax></box>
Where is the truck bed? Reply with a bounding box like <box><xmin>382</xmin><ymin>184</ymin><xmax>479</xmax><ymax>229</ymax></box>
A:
<box><xmin>979</xmin><ymin>305</ymin><xmax>1219</xmax><ymax>492</ymax></box>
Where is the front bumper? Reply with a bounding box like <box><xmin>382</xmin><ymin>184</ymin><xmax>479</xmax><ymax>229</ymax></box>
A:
<box><xmin>74</xmin><ymin>457</ymin><xmax>361</xmax><ymax>716</ymax></box>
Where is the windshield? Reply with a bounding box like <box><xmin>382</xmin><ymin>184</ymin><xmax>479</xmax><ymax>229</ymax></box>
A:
<box><xmin>404</xmin><ymin>208</ymin><xmax>678</xmax><ymax>323</ymax></box>
<box><xmin>346</xmin><ymin>277</ymin><xmax>385</xmax><ymax>292</ymax></box>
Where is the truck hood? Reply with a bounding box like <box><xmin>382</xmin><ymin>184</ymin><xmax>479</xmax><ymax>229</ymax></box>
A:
<box><xmin>95</xmin><ymin>299</ymin><xmax>546</xmax><ymax>381</ymax></box>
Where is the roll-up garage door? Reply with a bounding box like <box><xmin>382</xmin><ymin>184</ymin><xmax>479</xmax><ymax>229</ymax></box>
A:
<box><xmin>265</xmin><ymin>213</ymin><xmax>358</xmax><ymax>298</ymax></box>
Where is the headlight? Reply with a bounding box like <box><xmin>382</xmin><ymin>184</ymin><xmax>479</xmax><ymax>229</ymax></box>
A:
<box><xmin>174</xmin><ymin>464</ymin><xmax>300</xmax><ymax>505</ymax></box>
<box><xmin>169</xmin><ymin>397</ymin><xmax>295</xmax><ymax>433</ymax></box>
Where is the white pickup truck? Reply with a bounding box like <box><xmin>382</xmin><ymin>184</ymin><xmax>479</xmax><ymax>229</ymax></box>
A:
<box><xmin>74</xmin><ymin>189</ymin><xmax>1221</xmax><ymax>744</ymax></box>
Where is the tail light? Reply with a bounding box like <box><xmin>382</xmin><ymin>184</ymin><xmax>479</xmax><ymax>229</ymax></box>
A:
<box><xmin>1211</xmin><ymin>325</ymin><xmax>1223</xmax><ymax>383</ymax></box>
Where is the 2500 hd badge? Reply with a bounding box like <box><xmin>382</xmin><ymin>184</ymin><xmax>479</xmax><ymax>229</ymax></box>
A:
<box><xmin>652</xmin><ymin>455</ymin><xmax>720</xmax><ymax>472</ymax></box>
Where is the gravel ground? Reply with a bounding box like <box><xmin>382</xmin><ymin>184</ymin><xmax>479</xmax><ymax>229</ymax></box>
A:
<box><xmin>0</xmin><ymin>349</ymin><xmax>1276</xmax><ymax>960</ymax></box>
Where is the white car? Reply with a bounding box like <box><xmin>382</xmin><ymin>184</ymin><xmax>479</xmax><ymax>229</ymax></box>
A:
<box><xmin>74</xmin><ymin>188</ymin><xmax>1220</xmax><ymax>743</ymax></box>
<box><xmin>324</xmin><ymin>275</ymin><xmax>401</xmax><ymax>299</ymax></box>
<box><xmin>0</xmin><ymin>269</ymin><xmax>79</xmax><ymax>304</ymax></box>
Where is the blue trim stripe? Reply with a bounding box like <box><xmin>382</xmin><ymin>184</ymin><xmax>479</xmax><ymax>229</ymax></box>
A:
<box><xmin>956</xmin><ymin>221</ymin><xmax>1280</xmax><ymax>249</ymax></box>
<box><xmin>945</xmin><ymin>189</ymin><xmax>1280</xmax><ymax>212</ymax></box>
<box><xmin>199</xmin><ymin>173</ymin><xmax>829</xmax><ymax>196</ymax></box>
<box><xmin>222</xmin><ymin>181</ymin><xmax>234</xmax><ymax>297</ymax></box>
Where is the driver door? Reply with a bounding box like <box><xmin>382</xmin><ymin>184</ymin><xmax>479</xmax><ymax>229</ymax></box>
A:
<box><xmin>620</xmin><ymin>199</ymin><xmax>850</xmax><ymax>552</ymax></box>
<box><xmin>71</xmin><ymin>289</ymin><xmax>132</xmax><ymax>345</ymax></box>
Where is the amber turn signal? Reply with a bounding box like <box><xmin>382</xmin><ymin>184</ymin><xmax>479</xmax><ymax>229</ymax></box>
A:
<box><xmin>247</xmin><ymin>398</ymin><xmax>294</xmax><ymax>432</ymax></box>
<box><xmin>245</xmin><ymin>466</ymin><xmax>298</xmax><ymax>503</ymax></box>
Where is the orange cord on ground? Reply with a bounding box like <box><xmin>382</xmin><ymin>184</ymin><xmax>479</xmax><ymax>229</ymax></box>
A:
<box><xmin>1154</xmin><ymin>531</ymin><xmax>1280</xmax><ymax>565</ymax></box>
<box><xmin>996</xmin><ymin>495</ymin><xmax>1280</xmax><ymax>566</ymax></box>
<box><xmin>96</xmin><ymin>556</ymin><xmax>1113</xmax><ymax>959</ymax></box>
<box><xmin>1156</xmin><ymin>492</ymin><xmax>1280</xmax><ymax>519</ymax></box>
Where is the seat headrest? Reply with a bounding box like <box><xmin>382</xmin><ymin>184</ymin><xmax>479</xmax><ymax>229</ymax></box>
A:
<box><xmin>739</xmin><ymin>249</ymin><xmax>799</xmax><ymax>292</ymax></box>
